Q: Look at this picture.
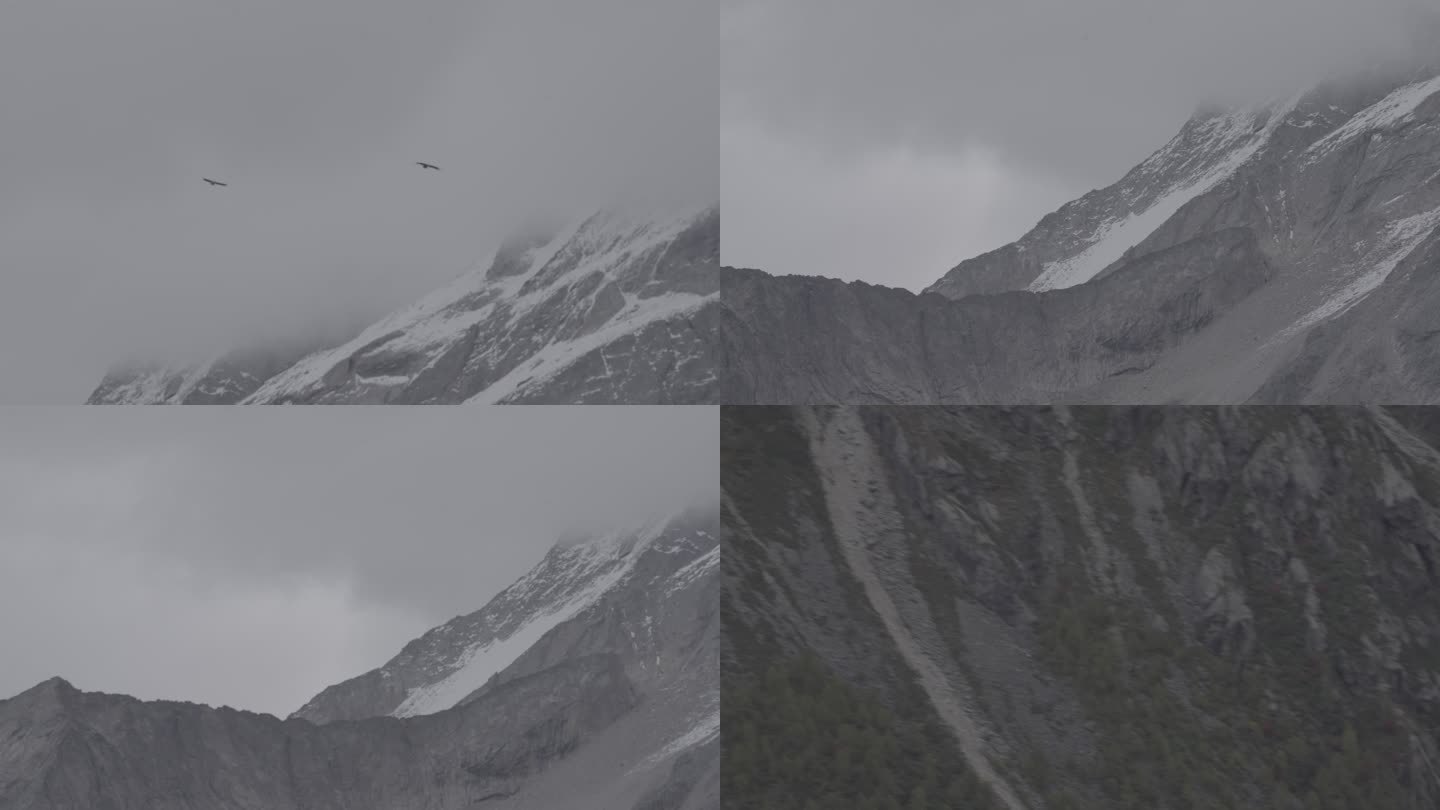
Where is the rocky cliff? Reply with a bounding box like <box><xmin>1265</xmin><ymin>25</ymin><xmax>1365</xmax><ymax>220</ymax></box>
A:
<box><xmin>723</xmin><ymin>406</ymin><xmax>1440</xmax><ymax>809</ymax></box>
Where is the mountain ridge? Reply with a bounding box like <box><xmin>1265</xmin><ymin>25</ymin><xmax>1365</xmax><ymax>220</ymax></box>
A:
<box><xmin>0</xmin><ymin>509</ymin><xmax>721</xmax><ymax>810</ymax></box>
<box><xmin>88</xmin><ymin>203</ymin><xmax>720</xmax><ymax>405</ymax></box>
<box><xmin>721</xmin><ymin>60</ymin><xmax>1440</xmax><ymax>404</ymax></box>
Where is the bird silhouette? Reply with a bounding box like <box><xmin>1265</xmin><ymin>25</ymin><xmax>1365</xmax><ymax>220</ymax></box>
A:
<box><xmin>203</xmin><ymin>178</ymin><xmax>228</xmax><ymax>187</ymax></box>
<box><xmin>416</xmin><ymin>162</ymin><xmax>440</xmax><ymax>171</ymax></box>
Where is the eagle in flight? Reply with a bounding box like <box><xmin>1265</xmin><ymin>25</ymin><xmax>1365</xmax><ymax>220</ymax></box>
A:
<box><xmin>416</xmin><ymin>162</ymin><xmax>440</xmax><ymax>171</ymax></box>
<box><xmin>203</xmin><ymin>178</ymin><xmax>227</xmax><ymax>187</ymax></box>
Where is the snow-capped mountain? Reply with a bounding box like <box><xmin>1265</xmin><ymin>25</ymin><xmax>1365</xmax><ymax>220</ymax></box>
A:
<box><xmin>294</xmin><ymin>507</ymin><xmax>718</xmax><ymax>724</ymax></box>
<box><xmin>292</xmin><ymin>505</ymin><xmax>720</xmax><ymax>807</ymax></box>
<box><xmin>721</xmin><ymin>58</ymin><xmax>1440</xmax><ymax>404</ymax></box>
<box><xmin>0</xmin><ymin>508</ymin><xmax>720</xmax><ymax>810</ymax></box>
<box><xmin>86</xmin><ymin>340</ymin><xmax>328</xmax><ymax>405</ymax></box>
<box><xmin>89</xmin><ymin>203</ymin><xmax>720</xmax><ymax>405</ymax></box>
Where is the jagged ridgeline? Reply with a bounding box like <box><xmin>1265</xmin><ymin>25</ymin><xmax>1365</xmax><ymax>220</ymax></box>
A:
<box><xmin>722</xmin><ymin>406</ymin><xmax>1440</xmax><ymax>810</ymax></box>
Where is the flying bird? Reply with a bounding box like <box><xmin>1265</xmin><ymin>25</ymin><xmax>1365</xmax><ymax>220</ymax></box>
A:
<box><xmin>203</xmin><ymin>178</ymin><xmax>227</xmax><ymax>187</ymax></box>
<box><xmin>416</xmin><ymin>162</ymin><xmax>440</xmax><ymax>171</ymax></box>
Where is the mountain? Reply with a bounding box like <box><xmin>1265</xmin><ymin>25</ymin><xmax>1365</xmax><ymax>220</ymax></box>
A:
<box><xmin>0</xmin><ymin>509</ymin><xmax>720</xmax><ymax>810</ymax></box>
<box><xmin>89</xmin><ymin>204</ymin><xmax>720</xmax><ymax>405</ymax></box>
<box><xmin>0</xmin><ymin>658</ymin><xmax>637</xmax><ymax>810</ymax></box>
<box><xmin>722</xmin><ymin>405</ymin><xmax>1440</xmax><ymax>810</ymax></box>
<box><xmin>721</xmin><ymin>60</ymin><xmax>1440</xmax><ymax>404</ymax></box>
<box><xmin>294</xmin><ymin>508</ymin><xmax>719</xmax><ymax>724</ymax></box>
<box><xmin>86</xmin><ymin>340</ymin><xmax>328</xmax><ymax>405</ymax></box>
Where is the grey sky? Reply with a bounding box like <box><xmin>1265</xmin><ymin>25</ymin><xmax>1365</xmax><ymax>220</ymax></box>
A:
<box><xmin>722</xmin><ymin>0</ymin><xmax>1435</xmax><ymax>290</ymax></box>
<box><xmin>0</xmin><ymin>406</ymin><xmax>717</xmax><ymax>717</ymax></box>
<box><xmin>0</xmin><ymin>0</ymin><xmax>715</xmax><ymax>403</ymax></box>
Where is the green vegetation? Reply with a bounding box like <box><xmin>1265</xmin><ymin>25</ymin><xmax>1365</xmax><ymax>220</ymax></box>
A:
<box><xmin>723</xmin><ymin>654</ymin><xmax>1001</xmax><ymax>810</ymax></box>
<box><xmin>1032</xmin><ymin>565</ymin><xmax>1416</xmax><ymax>809</ymax></box>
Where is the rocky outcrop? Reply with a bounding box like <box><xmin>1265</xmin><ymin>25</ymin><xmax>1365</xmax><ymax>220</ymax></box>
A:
<box><xmin>723</xmin><ymin>406</ymin><xmax>1440</xmax><ymax>810</ymax></box>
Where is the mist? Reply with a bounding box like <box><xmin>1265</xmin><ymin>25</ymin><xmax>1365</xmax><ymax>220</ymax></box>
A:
<box><xmin>0</xmin><ymin>406</ymin><xmax>718</xmax><ymax>716</ymax></box>
<box><xmin>722</xmin><ymin>0</ymin><xmax>1437</xmax><ymax>287</ymax></box>
<box><xmin>0</xmin><ymin>0</ymin><xmax>716</xmax><ymax>402</ymax></box>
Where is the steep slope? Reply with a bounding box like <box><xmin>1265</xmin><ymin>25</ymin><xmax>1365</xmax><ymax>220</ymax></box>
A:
<box><xmin>723</xmin><ymin>406</ymin><xmax>1440</xmax><ymax>810</ymax></box>
<box><xmin>291</xmin><ymin>506</ymin><xmax>721</xmax><ymax>809</ymax></box>
<box><xmin>722</xmin><ymin>60</ymin><xmax>1440</xmax><ymax>403</ymax></box>
<box><xmin>87</xmin><ymin>204</ymin><xmax>720</xmax><ymax>405</ymax></box>
<box><xmin>293</xmin><ymin>508</ymin><xmax>717</xmax><ymax>723</ymax></box>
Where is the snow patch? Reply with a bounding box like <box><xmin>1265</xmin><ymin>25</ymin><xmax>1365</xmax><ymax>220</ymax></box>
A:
<box><xmin>245</xmin><ymin>204</ymin><xmax>711</xmax><ymax>404</ymax></box>
<box><xmin>664</xmin><ymin>546</ymin><xmax>717</xmax><ymax>597</ymax></box>
<box><xmin>391</xmin><ymin>520</ymin><xmax>673</xmax><ymax>718</ymax></box>
<box><xmin>1282</xmin><ymin>206</ymin><xmax>1440</xmax><ymax>337</ymax></box>
<box><xmin>464</xmin><ymin>291</ymin><xmax>710</xmax><ymax>404</ymax></box>
<box><xmin>1030</xmin><ymin>95</ymin><xmax>1301</xmax><ymax>292</ymax></box>
<box><xmin>1307</xmin><ymin>73</ymin><xmax>1440</xmax><ymax>159</ymax></box>
<box><xmin>640</xmin><ymin>708</ymin><xmax>719</xmax><ymax>768</ymax></box>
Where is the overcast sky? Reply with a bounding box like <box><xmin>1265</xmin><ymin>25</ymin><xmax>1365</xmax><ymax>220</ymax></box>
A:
<box><xmin>0</xmin><ymin>0</ymin><xmax>715</xmax><ymax>403</ymax></box>
<box><xmin>0</xmin><ymin>406</ymin><xmax>717</xmax><ymax>716</ymax></box>
<box><xmin>722</xmin><ymin>0</ymin><xmax>1437</xmax><ymax>291</ymax></box>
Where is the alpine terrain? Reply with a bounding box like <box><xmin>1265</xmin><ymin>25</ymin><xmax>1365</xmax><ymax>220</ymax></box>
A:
<box><xmin>89</xmin><ymin>204</ymin><xmax>719</xmax><ymax>404</ymax></box>
<box><xmin>720</xmin><ymin>56</ymin><xmax>1440</xmax><ymax>404</ymax></box>
<box><xmin>723</xmin><ymin>406</ymin><xmax>1440</xmax><ymax>810</ymax></box>
<box><xmin>0</xmin><ymin>508</ymin><xmax>720</xmax><ymax>810</ymax></box>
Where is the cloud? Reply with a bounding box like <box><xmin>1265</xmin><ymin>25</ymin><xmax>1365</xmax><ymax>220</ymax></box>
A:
<box><xmin>0</xmin><ymin>0</ymin><xmax>715</xmax><ymax>402</ymax></box>
<box><xmin>722</xmin><ymin>0</ymin><xmax>1437</xmax><ymax>284</ymax></box>
<box><xmin>0</xmin><ymin>406</ymin><xmax>717</xmax><ymax>714</ymax></box>
<box><xmin>721</xmin><ymin>121</ymin><xmax>1071</xmax><ymax>289</ymax></box>
<box><xmin>0</xmin><ymin>534</ymin><xmax>425</xmax><ymax>718</ymax></box>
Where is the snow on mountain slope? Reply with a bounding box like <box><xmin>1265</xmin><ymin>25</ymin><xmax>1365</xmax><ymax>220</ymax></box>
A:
<box><xmin>390</xmin><ymin>519</ymin><xmax>673</xmax><ymax>719</ymax></box>
<box><xmin>926</xmin><ymin>62</ymin><xmax>1440</xmax><ymax>303</ymax></box>
<box><xmin>723</xmin><ymin>60</ymin><xmax>1440</xmax><ymax>404</ymax></box>
<box><xmin>1280</xmin><ymin>204</ymin><xmax>1440</xmax><ymax>338</ymax></box>
<box><xmin>292</xmin><ymin>508</ymin><xmax>718</xmax><ymax>725</ymax></box>
<box><xmin>245</xmin><ymin>204</ymin><xmax>718</xmax><ymax>405</ymax></box>
<box><xmin>85</xmin><ymin>203</ymin><xmax>719</xmax><ymax>405</ymax></box>
<box><xmin>1028</xmin><ymin>93</ymin><xmax>1302</xmax><ymax>291</ymax></box>
<box><xmin>86</xmin><ymin>340</ymin><xmax>328</xmax><ymax>405</ymax></box>
<box><xmin>1306</xmin><ymin>71</ymin><xmax>1440</xmax><ymax>160</ymax></box>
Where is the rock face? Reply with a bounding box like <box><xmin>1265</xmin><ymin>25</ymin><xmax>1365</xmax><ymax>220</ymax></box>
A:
<box><xmin>721</xmin><ymin>227</ymin><xmax>1274</xmax><ymax>403</ymax></box>
<box><xmin>723</xmin><ymin>406</ymin><xmax>1440</xmax><ymax>810</ymax></box>
<box><xmin>87</xmin><ymin>205</ymin><xmax>720</xmax><ymax>405</ymax></box>
<box><xmin>0</xmin><ymin>656</ymin><xmax>637</xmax><ymax>810</ymax></box>
<box><xmin>722</xmin><ymin>60</ymin><xmax>1440</xmax><ymax>404</ymax></box>
<box><xmin>0</xmin><ymin>509</ymin><xmax>721</xmax><ymax>810</ymax></box>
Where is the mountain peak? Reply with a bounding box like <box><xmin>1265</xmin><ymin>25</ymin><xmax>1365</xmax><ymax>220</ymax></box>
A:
<box><xmin>7</xmin><ymin>676</ymin><xmax>78</xmax><ymax>714</ymax></box>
